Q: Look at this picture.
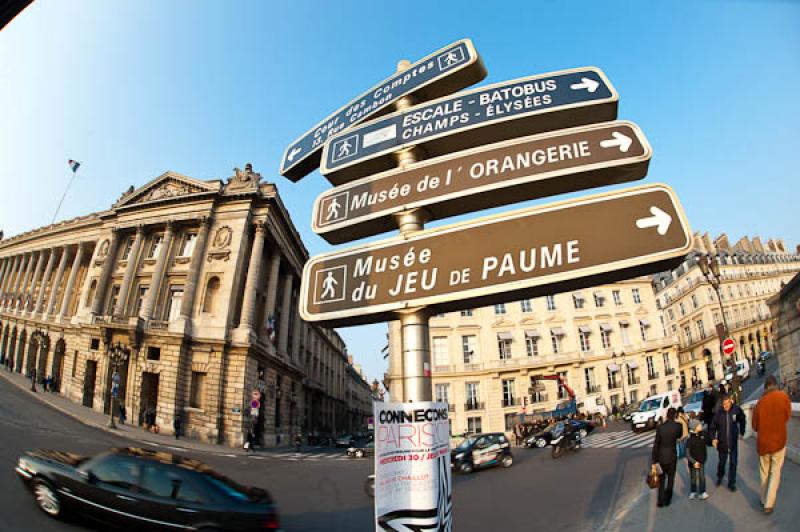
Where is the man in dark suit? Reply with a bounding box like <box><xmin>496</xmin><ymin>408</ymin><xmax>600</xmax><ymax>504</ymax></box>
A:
<box><xmin>709</xmin><ymin>393</ymin><xmax>747</xmax><ymax>491</ymax></box>
<box><xmin>651</xmin><ymin>407</ymin><xmax>683</xmax><ymax>507</ymax></box>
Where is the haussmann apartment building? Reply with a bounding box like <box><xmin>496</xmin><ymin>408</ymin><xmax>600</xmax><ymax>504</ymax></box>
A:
<box><xmin>0</xmin><ymin>164</ymin><xmax>373</xmax><ymax>447</ymax></box>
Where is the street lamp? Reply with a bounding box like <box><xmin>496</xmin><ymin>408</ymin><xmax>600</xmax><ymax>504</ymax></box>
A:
<box><xmin>613</xmin><ymin>350</ymin><xmax>628</xmax><ymax>404</ymax></box>
<box><xmin>106</xmin><ymin>342</ymin><xmax>130</xmax><ymax>429</ymax></box>
<box><xmin>29</xmin><ymin>330</ymin><xmax>46</xmax><ymax>392</ymax></box>
<box><xmin>696</xmin><ymin>253</ymin><xmax>736</xmax><ymax>381</ymax></box>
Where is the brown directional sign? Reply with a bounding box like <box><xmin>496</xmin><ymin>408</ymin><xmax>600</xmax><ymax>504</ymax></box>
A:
<box><xmin>313</xmin><ymin>121</ymin><xmax>651</xmax><ymax>244</ymax></box>
<box><xmin>279</xmin><ymin>39</ymin><xmax>487</xmax><ymax>181</ymax></box>
<box><xmin>300</xmin><ymin>184</ymin><xmax>692</xmax><ymax>327</ymax></box>
<box><xmin>320</xmin><ymin>67</ymin><xmax>618</xmax><ymax>184</ymax></box>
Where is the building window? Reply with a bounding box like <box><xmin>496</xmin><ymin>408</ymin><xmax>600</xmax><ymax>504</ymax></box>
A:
<box><xmin>584</xmin><ymin>368</ymin><xmax>596</xmax><ymax>393</ymax></box>
<box><xmin>646</xmin><ymin>356</ymin><xmax>655</xmax><ymax>378</ymax></box>
<box><xmin>502</xmin><ymin>379</ymin><xmax>515</xmax><ymax>407</ymax></box>
<box><xmin>546</xmin><ymin>295</ymin><xmax>556</xmax><ymax>311</ymax></box>
<box><xmin>667</xmin><ymin>308</ymin><xmax>674</xmax><ymax>321</ymax></box>
<box><xmin>579</xmin><ymin>328</ymin><xmax>591</xmax><ymax>352</ymax></box>
<box><xmin>189</xmin><ymin>372</ymin><xmax>206</xmax><ymax>409</ymax></box>
<box><xmin>498</xmin><ymin>338</ymin><xmax>512</xmax><ymax>360</ymax></box>
<box><xmin>520</xmin><ymin>299</ymin><xmax>533</xmax><ymax>313</ymax></box>
<box><xmin>626</xmin><ymin>365</ymin><xmax>638</xmax><ymax>386</ymax></box>
<box><xmin>573</xmin><ymin>293</ymin><xmax>585</xmax><ymax>309</ymax></box>
<box><xmin>467</xmin><ymin>416</ymin><xmax>482</xmax><ymax>434</ymax></box>
<box><xmin>607</xmin><ymin>368</ymin><xmax>620</xmax><ymax>390</ymax></box>
<box><xmin>550</xmin><ymin>331</ymin><xmax>561</xmax><ymax>354</ymax></box>
<box><xmin>461</xmin><ymin>335</ymin><xmax>477</xmax><ymax>364</ymax></box>
<box><xmin>663</xmin><ymin>352</ymin><xmax>673</xmax><ymax>374</ymax></box>
<box><xmin>432</xmin><ymin>337</ymin><xmax>449</xmax><ymax>367</ymax></box>
<box><xmin>691</xmin><ymin>294</ymin><xmax>699</xmax><ymax>309</ymax></box>
<box><xmin>178</xmin><ymin>233</ymin><xmax>197</xmax><ymax>258</ymax></box>
<box><xmin>460</xmin><ymin>309</ymin><xmax>473</xmax><ymax>317</ymax></box>
<box><xmin>684</xmin><ymin>325</ymin><xmax>693</xmax><ymax>345</ymax></box>
<box><xmin>650</xmin><ymin>384</ymin><xmax>658</xmax><ymax>396</ymax></box>
<box><xmin>679</xmin><ymin>302</ymin><xmax>686</xmax><ymax>316</ymax></box>
<box><xmin>525</xmin><ymin>335</ymin><xmax>539</xmax><ymax>357</ymax></box>
<box><xmin>106</xmin><ymin>285</ymin><xmax>120</xmax><ymax>315</ymax></box>
<box><xmin>147</xmin><ymin>346</ymin><xmax>161</xmax><ymax>361</ymax></box>
<box><xmin>134</xmin><ymin>285</ymin><xmax>148</xmax><ymax>316</ymax></box>
<box><xmin>594</xmin><ymin>292</ymin><xmax>605</xmax><ymax>307</ymax></box>
<box><xmin>696</xmin><ymin>319</ymin><xmax>706</xmax><ymax>339</ymax></box>
<box><xmin>201</xmin><ymin>276</ymin><xmax>220</xmax><ymax>314</ymax></box>
<box><xmin>659</xmin><ymin>316</ymin><xmax>668</xmax><ymax>338</ymax></box>
<box><xmin>612</xmin><ymin>290</ymin><xmax>622</xmax><ymax>306</ymax></box>
<box><xmin>86</xmin><ymin>280</ymin><xmax>97</xmax><ymax>307</ymax></box>
<box><xmin>435</xmin><ymin>383</ymin><xmax>450</xmax><ymax>405</ymax></box>
<box><xmin>620</xmin><ymin>322</ymin><xmax>630</xmax><ymax>345</ymax></box>
<box><xmin>630</xmin><ymin>390</ymin><xmax>638</xmax><ymax>403</ymax></box>
<box><xmin>148</xmin><ymin>234</ymin><xmax>164</xmax><ymax>259</ymax></box>
<box><xmin>120</xmin><ymin>237</ymin><xmax>134</xmax><ymax>261</ymax></box>
<box><xmin>667</xmin><ymin>380</ymin><xmax>674</xmax><ymax>391</ymax></box>
<box><xmin>166</xmin><ymin>286</ymin><xmax>184</xmax><ymax>321</ymax></box>
<box><xmin>465</xmin><ymin>382</ymin><xmax>480</xmax><ymax>410</ymax></box>
<box><xmin>639</xmin><ymin>320</ymin><xmax>649</xmax><ymax>341</ymax></box>
<box><xmin>708</xmin><ymin>288</ymin><xmax>715</xmax><ymax>301</ymax></box>
<box><xmin>632</xmin><ymin>288</ymin><xmax>641</xmax><ymax>304</ymax></box>
<box><xmin>601</xmin><ymin>328</ymin><xmax>612</xmax><ymax>349</ymax></box>
<box><xmin>494</xmin><ymin>303</ymin><xmax>506</xmax><ymax>315</ymax></box>
<box><xmin>90</xmin><ymin>338</ymin><xmax>100</xmax><ymax>351</ymax></box>
<box><xmin>557</xmin><ymin>372</ymin><xmax>569</xmax><ymax>399</ymax></box>
<box><xmin>610</xmin><ymin>395</ymin><xmax>620</xmax><ymax>408</ymax></box>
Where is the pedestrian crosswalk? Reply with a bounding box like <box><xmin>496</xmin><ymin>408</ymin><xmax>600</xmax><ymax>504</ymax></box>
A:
<box><xmin>581</xmin><ymin>430</ymin><xmax>655</xmax><ymax>449</ymax></box>
<box><xmin>242</xmin><ymin>450</ymin><xmax>356</xmax><ymax>462</ymax></box>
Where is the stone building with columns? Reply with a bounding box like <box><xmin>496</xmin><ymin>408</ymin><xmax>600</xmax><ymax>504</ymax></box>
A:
<box><xmin>0</xmin><ymin>165</ymin><xmax>371</xmax><ymax>446</ymax></box>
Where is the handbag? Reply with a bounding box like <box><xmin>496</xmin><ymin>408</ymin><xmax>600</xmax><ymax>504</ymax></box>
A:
<box><xmin>646</xmin><ymin>464</ymin><xmax>661</xmax><ymax>490</ymax></box>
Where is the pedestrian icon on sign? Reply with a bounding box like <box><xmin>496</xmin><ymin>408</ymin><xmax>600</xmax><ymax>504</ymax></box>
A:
<box><xmin>319</xmin><ymin>191</ymin><xmax>349</xmax><ymax>226</ymax></box>
<box><xmin>331</xmin><ymin>135</ymin><xmax>359</xmax><ymax>163</ymax></box>
<box><xmin>326</xmin><ymin>197</ymin><xmax>341</xmax><ymax>221</ymax></box>
<box><xmin>313</xmin><ymin>265</ymin><xmax>347</xmax><ymax>305</ymax></box>
<box><xmin>438</xmin><ymin>47</ymin><xmax>466</xmax><ymax>71</ymax></box>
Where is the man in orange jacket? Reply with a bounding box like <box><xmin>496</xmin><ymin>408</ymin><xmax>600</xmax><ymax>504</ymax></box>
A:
<box><xmin>752</xmin><ymin>375</ymin><xmax>792</xmax><ymax>514</ymax></box>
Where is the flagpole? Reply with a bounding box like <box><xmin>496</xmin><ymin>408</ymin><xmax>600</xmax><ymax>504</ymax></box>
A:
<box><xmin>52</xmin><ymin>168</ymin><xmax>79</xmax><ymax>224</ymax></box>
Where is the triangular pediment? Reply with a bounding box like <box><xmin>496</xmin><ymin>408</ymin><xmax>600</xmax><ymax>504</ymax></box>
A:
<box><xmin>491</xmin><ymin>318</ymin><xmax>515</xmax><ymax>328</ymax></box>
<box><xmin>114</xmin><ymin>171</ymin><xmax>221</xmax><ymax>208</ymax></box>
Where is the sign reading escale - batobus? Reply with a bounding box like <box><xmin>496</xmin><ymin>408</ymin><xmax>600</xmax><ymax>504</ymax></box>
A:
<box><xmin>300</xmin><ymin>184</ymin><xmax>692</xmax><ymax>327</ymax></box>
<box><xmin>320</xmin><ymin>67</ymin><xmax>618</xmax><ymax>184</ymax></box>
<box><xmin>313</xmin><ymin>121</ymin><xmax>651</xmax><ymax>243</ymax></box>
<box><xmin>279</xmin><ymin>39</ymin><xmax>486</xmax><ymax>181</ymax></box>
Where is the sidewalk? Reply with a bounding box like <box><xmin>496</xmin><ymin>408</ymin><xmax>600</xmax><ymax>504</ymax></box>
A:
<box><xmin>0</xmin><ymin>368</ymin><xmax>320</xmax><ymax>458</ymax></box>
<box><xmin>605</xmin><ymin>434</ymin><xmax>800</xmax><ymax>531</ymax></box>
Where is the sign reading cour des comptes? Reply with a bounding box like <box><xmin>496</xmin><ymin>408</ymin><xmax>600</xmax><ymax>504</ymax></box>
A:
<box><xmin>313</xmin><ymin>121</ymin><xmax>651</xmax><ymax>244</ymax></box>
<box><xmin>279</xmin><ymin>40</ymin><xmax>487</xmax><ymax>181</ymax></box>
<box><xmin>300</xmin><ymin>184</ymin><xmax>693</xmax><ymax>327</ymax></box>
<box><xmin>320</xmin><ymin>67</ymin><xmax>618</xmax><ymax>185</ymax></box>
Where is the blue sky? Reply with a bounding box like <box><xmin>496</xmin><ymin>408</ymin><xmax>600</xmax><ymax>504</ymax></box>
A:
<box><xmin>1</xmin><ymin>0</ymin><xmax>798</xmax><ymax>384</ymax></box>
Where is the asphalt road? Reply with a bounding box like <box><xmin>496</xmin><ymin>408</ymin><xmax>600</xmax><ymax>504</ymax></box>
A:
<box><xmin>0</xmin><ymin>356</ymin><xmax>777</xmax><ymax>532</ymax></box>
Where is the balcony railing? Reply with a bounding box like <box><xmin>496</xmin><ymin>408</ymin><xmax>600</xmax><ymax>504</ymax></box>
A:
<box><xmin>465</xmin><ymin>401</ymin><xmax>485</xmax><ymax>411</ymax></box>
<box><xmin>501</xmin><ymin>398</ymin><xmax>521</xmax><ymax>407</ymax></box>
<box><xmin>648</xmin><ymin>372</ymin><xmax>660</xmax><ymax>380</ymax></box>
<box><xmin>628</xmin><ymin>377</ymin><xmax>641</xmax><ymax>385</ymax></box>
<box><xmin>608</xmin><ymin>381</ymin><xmax>621</xmax><ymax>390</ymax></box>
<box><xmin>665</xmin><ymin>368</ymin><xmax>676</xmax><ymax>376</ymax></box>
<box><xmin>586</xmin><ymin>385</ymin><xmax>601</xmax><ymax>394</ymax></box>
<box><xmin>531</xmin><ymin>392</ymin><xmax>549</xmax><ymax>403</ymax></box>
<box><xmin>149</xmin><ymin>320</ymin><xmax>169</xmax><ymax>330</ymax></box>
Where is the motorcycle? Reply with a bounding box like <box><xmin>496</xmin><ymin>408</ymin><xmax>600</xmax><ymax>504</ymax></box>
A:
<box><xmin>757</xmin><ymin>362</ymin><xmax>766</xmax><ymax>377</ymax></box>
<box><xmin>550</xmin><ymin>422</ymin><xmax>582</xmax><ymax>459</ymax></box>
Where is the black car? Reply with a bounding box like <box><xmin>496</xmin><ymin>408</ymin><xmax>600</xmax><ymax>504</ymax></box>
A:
<box><xmin>15</xmin><ymin>447</ymin><xmax>281</xmax><ymax>530</ymax></box>
<box><xmin>451</xmin><ymin>433</ymin><xmax>513</xmax><ymax>474</ymax></box>
<box><xmin>525</xmin><ymin>419</ymin><xmax>595</xmax><ymax>448</ymax></box>
<box><xmin>346</xmin><ymin>441</ymin><xmax>375</xmax><ymax>458</ymax></box>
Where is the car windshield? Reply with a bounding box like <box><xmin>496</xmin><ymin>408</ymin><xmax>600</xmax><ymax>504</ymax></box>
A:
<box><xmin>690</xmin><ymin>392</ymin><xmax>704</xmax><ymax>403</ymax></box>
<box><xmin>639</xmin><ymin>399</ymin><xmax>661</xmax><ymax>411</ymax></box>
<box><xmin>455</xmin><ymin>437</ymin><xmax>477</xmax><ymax>450</ymax></box>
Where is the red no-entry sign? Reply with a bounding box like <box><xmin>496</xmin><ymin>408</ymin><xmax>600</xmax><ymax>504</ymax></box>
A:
<box><xmin>722</xmin><ymin>337</ymin><xmax>736</xmax><ymax>356</ymax></box>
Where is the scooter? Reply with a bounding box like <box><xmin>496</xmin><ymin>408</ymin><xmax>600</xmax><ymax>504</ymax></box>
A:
<box><xmin>551</xmin><ymin>424</ymin><xmax>582</xmax><ymax>459</ymax></box>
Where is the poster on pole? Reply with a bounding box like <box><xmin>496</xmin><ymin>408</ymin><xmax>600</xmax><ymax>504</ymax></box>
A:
<box><xmin>374</xmin><ymin>401</ymin><xmax>452</xmax><ymax>531</ymax></box>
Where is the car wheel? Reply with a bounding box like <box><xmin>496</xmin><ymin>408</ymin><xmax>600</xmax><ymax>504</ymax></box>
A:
<box><xmin>355</xmin><ymin>449</ymin><xmax>365</xmax><ymax>458</ymax></box>
<box><xmin>459</xmin><ymin>462</ymin><xmax>473</xmax><ymax>474</ymax></box>
<box><xmin>33</xmin><ymin>479</ymin><xmax>62</xmax><ymax>518</ymax></box>
<box><xmin>501</xmin><ymin>455</ymin><xmax>513</xmax><ymax>468</ymax></box>
<box><xmin>646</xmin><ymin>418</ymin><xmax>655</xmax><ymax>430</ymax></box>
<box><xmin>536</xmin><ymin>438</ymin><xmax>547</xmax><ymax>448</ymax></box>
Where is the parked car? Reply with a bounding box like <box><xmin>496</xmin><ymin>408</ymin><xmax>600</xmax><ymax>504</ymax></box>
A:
<box><xmin>621</xmin><ymin>403</ymin><xmax>641</xmax><ymax>423</ymax></box>
<box><xmin>683</xmin><ymin>390</ymin><xmax>706</xmax><ymax>418</ymax></box>
<box><xmin>335</xmin><ymin>434</ymin><xmax>355</xmax><ymax>448</ymax></box>
<box><xmin>630</xmin><ymin>391</ymin><xmax>683</xmax><ymax>432</ymax></box>
<box><xmin>347</xmin><ymin>441</ymin><xmax>374</xmax><ymax>459</ymax></box>
<box><xmin>759</xmin><ymin>351</ymin><xmax>772</xmax><ymax>362</ymax></box>
<box><xmin>451</xmin><ymin>433</ymin><xmax>513</xmax><ymax>474</ymax></box>
<box><xmin>15</xmin><ymin>447</ymin><xmax>281</xmax><ymax>530</ymax></box>
<box><xmin>524</xmin><ymin>419</ymin><xmax>595</xmax><ymax>448</ymax></box>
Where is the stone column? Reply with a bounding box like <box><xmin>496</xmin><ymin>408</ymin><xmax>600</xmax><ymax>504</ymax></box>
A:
<box><xmin>91</xmin><ymin>230</ymin><xmax>122</xmax><ymax>316</ymax></box>
<box><xmin>278</xmin><ymin>273</ymin><xmax>293</xmax><ymax>354</ymax></box>
<box><xmin>0</xmin><ymin>259</ymin><xmax>9</xmax><ymax>297</ymax></box>
<box><xmin>291</xmin><ymin>306</ymin><xmax>303</xmax><ymax>362</ymax></box>
<box><xmin>22</xmin><ymin>251</ymin><xmax>45</xmax><ymax>312</ymax></box>
<box><xmin>114</xmin><ymin>225</ymin><xmax>146</xmax><ymax>316</ymax></box>
<box><xmin>7</xmin><ymin>255</ymin><xmax>25</xmax><ymax>308</ymax></box>
<box><xmin>34</xmin><ymin>248</ymin><xmax>57</xmax><ymax>314</ymax></box>
<box><xmin>179</xmin><ymin>216</ymin><xmax>213</xmax><ymax>320</ymax></box>
<box><xmin>45</xmin><ymin>246</ymin><xmax>70</xmax><ymax>318</ymax></box>
<box><xmin>140</xmin><ymin>222</ymin><xmax>175</xmax><ymax>320</ymax></box>
<box><xmin>262</xmin><ymin>252</ymin><xmax>282</xmax><ymax>332</ymax></box>
<box><xmin>59</xmin><ymin>242</ymin><xmax>86</xmax><ymax>318</ymax></box>
<box><xmin>238</xmin><ymin>221</ymin><xmax>267</xmax><ymax>331</ymax></box>
<box><xmin>15</xmin><ymin>253</ymin><xmax>35</xmax><ymax>311</ymax></box>
<box><xmin>0</xmin><ymin>256</ymin><xmax>14</xmax><ymax>305</ymax></box>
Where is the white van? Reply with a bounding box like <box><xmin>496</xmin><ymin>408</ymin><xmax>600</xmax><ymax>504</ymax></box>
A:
<box><xmin>577</xmin><ymin>396</ymin><xmax>608</xmax><ymax>421</ymax></box>
<box><xmin>724</xmin><ymin>359</ymin><xmax>751</xmax><ymax>382</ymax></box>
<box><xmin>630</xmin><ymin>391</ymin><xmax>682</xmax><ymax>432</ymax></box>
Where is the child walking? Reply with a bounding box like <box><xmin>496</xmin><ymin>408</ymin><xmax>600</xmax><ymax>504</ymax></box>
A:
<box><xmin>687</xmin><ymin>419</ymin><xmax>709</xmax><ymax>500</ymax></box>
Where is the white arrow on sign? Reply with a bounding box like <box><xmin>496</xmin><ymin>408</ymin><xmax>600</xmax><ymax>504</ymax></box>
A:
<box><xmin>636</xmin><ymin>206</ymin><xmax>672</xmax><ymax>235</ymax></box>
<box><xmin>570</xmin><ymin>77</ymin><xmax>599</xmax><ymax>93</ymax></box>
<box><xmin>287</xmin><ymin>146</ymin><xmax>302</xmax><ymax>162</ymax></box>
<box><xmin>599</xmin><ymin>131</ymin><xmax>632</xmax><ymax>152</ymax></box>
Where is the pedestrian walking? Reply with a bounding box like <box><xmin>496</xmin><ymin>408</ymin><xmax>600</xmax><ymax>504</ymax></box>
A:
<box><xmin>118</xmin><ymin>403</ymin><xmax>127</xmax><ymax>425</ymax></box>
<box><xmin>173</xmin><ymin>414</ymin><xmax>182</xmax><ymax>440</ymax></box>
<box><xmin>676</xmin><ymin>407</ymin><xmax>689</xmax><ymax>458</ymax></box>
<box><xmin>709</xmin><ymin>394</ymin><xmax>746</xmax><ymax>491</ymax></box>
<box><xmin>701</xmin><ymin>384</ymin><xmax>716</xmax><ymax>426</ymax></box>
<box><xmin>752</xmin><ymin>375</ymin><xmax>792</xmax><ymax>514</ymax></box>
<box><xmin>651</xmin><ymin>407</ymin><xmax>682</xmax><ymax>507</ymax></box>
<box><xmin>295</xmin><ymin>432</ymin><xmax>303</xmax><ymax>453</ymax></box>
<box><xmin>686</xmin><ymin>419</ymin><xmax>709</xmax><ymax>500</ymax></box>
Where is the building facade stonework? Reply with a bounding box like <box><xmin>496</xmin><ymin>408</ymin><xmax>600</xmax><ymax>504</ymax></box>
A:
<box><xmin>767</xmin><ymin>272</ymin><xmax>800</xmax><ymax>385</ymax></box>
<box><xmin>387</xmin><ymin>278</ymin><xmax>681</xmax><ymax>436</ymax></box>
<box><xmin>0</xmin><ymin>166</ymin><xmax>372</xmax><ymax>447</ymax></box>
<box><xmin>653</xmin><ymin>233</ymin><xmax>800</xmax><ymax>389</ymax></box>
